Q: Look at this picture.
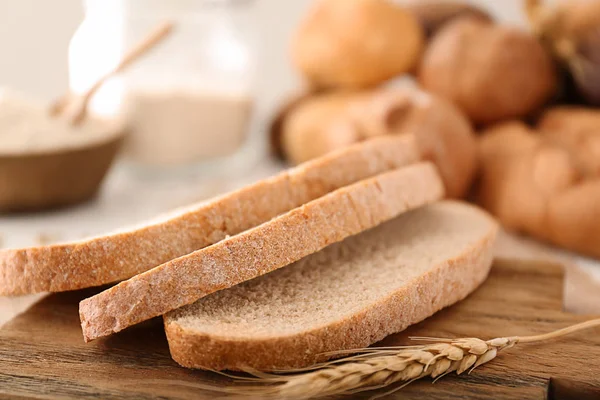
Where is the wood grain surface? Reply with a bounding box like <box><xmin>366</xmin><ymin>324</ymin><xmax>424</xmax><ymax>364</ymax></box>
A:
<box><xmin>0</xmin><ymin>259</ymin><xmax>599</xmax><ymax>399</ymax></box>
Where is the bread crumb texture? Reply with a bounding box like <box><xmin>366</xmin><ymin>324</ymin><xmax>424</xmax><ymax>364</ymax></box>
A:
<box><xmin>165</xmin><ymin>201</ymin><xmax>498</xmax><ymax>370</ymax></box>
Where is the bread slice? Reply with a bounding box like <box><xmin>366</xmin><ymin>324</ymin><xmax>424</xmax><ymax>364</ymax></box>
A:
<box><xmin>80</xmin><ymin>162</ymin><xmax>444</xmax><ymax>341</ymax></box>
<box><xmin>0</xmin><ymin>135</ymin><xmax>419</xmax><ymax>296</ymax></box>
<box><xmin>164</xmin><ymin>201</ymin><xmax>498</xmax><ymax>371</ymax></box>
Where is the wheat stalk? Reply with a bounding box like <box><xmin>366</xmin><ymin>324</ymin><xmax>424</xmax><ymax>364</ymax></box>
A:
<box><xmin>221</xmin><ymin>318</ymin><xmax>600</xmax><ymax>399</ymax></box>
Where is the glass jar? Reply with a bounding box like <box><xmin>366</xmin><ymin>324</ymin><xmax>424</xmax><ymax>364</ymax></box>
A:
<box><xmin>68</xmin><ymin>0</ymin><xmax>257</xmax><ymax>168</ymax></box>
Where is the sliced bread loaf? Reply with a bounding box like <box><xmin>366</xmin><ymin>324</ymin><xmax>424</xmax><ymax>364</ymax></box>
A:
<box><xmin>0</xmin><ymin>135</ymin><xmax>419</xmax><ymax>296</ymax></box>
<box><xmin>164</xmin><ymin>201</ymin><xmax>498</xmax><ymax>371</ymax></box>
<box><xmin>80</xmin><ymin>162</ymin><xmax>444</xmax><ymax>341</ymax></box>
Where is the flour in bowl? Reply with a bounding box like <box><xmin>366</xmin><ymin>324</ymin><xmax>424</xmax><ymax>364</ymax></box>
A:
<box><xmin>0</xmin><ymin>88</ymin><xmax>122</xmax><ymax>154</ymax></box>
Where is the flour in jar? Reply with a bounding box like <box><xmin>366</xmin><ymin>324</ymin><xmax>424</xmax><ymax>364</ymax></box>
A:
<box><xmin>122</xmin><ymin>91</ymin><xmax>253</xmax><ymax>166</ymax></box>
<box><xmin>0</xmin><ymin>88</ymin><xmax>122</xmax><ymax>154</ymax></box>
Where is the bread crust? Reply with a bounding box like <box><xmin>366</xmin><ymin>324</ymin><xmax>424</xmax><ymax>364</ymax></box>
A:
<box><xmin>418</xmin><ymin>18</ymin><xmax>556</xmax><ymax>124</ymax></box>
<box><xmin>79</xmin><ymin>163</ymin><xmax>445</xmax><ymax>342</ymax></box>
<box><xmin>163</xmin><ymin>201</ymin><xmax>497</xmax><ymax>371</ymax></box>
<box><xmin>348</xmin><ymin>88</ymin><xmax>478</xmax><ymax>198</ymax></box>
<box><xmin>0</xmin><ymin>135</ymin><xmax>419</xmax><ymax>296</ymax></box>
<box><xmin>281</xmin><ymin>91</ymin><xmax>370</xmax><ymax>164</ymax></box>
<box><xmin>279</xmin><ymin>87</ymin><xmax>478</xmax><ymax>199</ymax></box>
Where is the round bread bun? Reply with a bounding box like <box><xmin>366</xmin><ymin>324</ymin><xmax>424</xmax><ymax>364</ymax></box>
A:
<box><xmin>418</xmin><ymin>18</ymin><xmax>556</xmax><ymax>124</ymax></box>
<box><xmin>292</xmin><ymin>0</ymin><xmax>424</xmax><ymax>89</ymax></box>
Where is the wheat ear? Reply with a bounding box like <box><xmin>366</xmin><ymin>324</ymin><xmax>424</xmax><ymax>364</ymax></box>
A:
<box><xmin>226</xmin><ymin>318</ymin><xmax>600</xmax><ymax>399</ymax></box>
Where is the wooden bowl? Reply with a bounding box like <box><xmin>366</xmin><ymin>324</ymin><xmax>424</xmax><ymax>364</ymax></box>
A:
<box><xmin>0</xmin><ymin>134</ymin><xmax>123</xmax><ymax>213</ymax></box>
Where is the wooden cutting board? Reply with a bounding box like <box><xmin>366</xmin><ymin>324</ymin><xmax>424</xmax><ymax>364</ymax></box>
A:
<box><xmin>0</xmin><ymin>259</ymin><xmax>599</xmax><ymax>400</ymax></box>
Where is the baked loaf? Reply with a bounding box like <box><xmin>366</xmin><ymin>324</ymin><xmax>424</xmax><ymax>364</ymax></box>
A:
<box><xmin>164</xmin><ymin>201</ymin><xmax>498</xmax><ymax>371</ymax></box>
<box><xmin>80</xmin><ymin>162</ymin><xmax>445</xmax><ymax>341</ymax></box>
<box><xmin>292</xmin><ymin>0</ymin><xmax>424</xmax><ymax>88</ymax></box>
<box><xmin>281</xmin><ymin>87</ymin><xmax>477</xmax><ymax>198</ymax></box>
<box><xmin>478</xmin><ymin>107</ymin><xmax>600</xmax><ymax>258</ymax></box>
<box><xmin>418</xmin><ymin>18</ymin><xmax>556</xmax><ymax>124</ymax></box>
<box><xmin>0</xmin><ymin>135</ymin><xmax>419</xmax><ymax>296</ymax></box>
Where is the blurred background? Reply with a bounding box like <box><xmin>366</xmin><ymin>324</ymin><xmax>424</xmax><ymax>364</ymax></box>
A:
<box><xmin>0</xmin><ymin>0</ymin><xmax>526</xmax><ymax>247</ymax></box>
<box><xmin>0</xmin><ymin>1</ymin><xmax>526</xmax><ymax>104</ymax></box>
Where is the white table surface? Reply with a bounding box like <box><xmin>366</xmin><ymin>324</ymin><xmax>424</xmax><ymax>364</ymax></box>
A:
<box><xmin>2</xmin><ymin>157</ymin><xmax>600</xmax><ymax>327</ymax></box>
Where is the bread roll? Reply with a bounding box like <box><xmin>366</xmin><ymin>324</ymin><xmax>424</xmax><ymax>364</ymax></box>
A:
<box><xmin>478</xmin><ymin>111</ymin><xmax>600</xmax><ymax>258</ymax></box>
<box><xmin>292</xmin><ymin>0</ymin><xmax>424</xmax><ymax>88</ymax></box>
<box><xmin>418</xmin><ymin>19</ymin><xmax>556</xmax><ymax>124</ymax></box>
<box><xmin>280</xmin><ymin>92</ymin><xmax>369</xmax><ymax>165</ymax></box>
<box><xmin>537</xmin><ymin>106</ymin><xmax>600</xmax><ymax>176</ymax></box>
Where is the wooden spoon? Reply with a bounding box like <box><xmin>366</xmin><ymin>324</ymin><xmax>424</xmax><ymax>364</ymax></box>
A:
<box><xmin>50</xmin><ymin>21</ymin><xmax>174</xmax><ymax>125</ymax></box>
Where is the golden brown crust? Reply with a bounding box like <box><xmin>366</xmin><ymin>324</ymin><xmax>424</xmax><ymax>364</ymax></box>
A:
<box><xmin>478</xmin><ymin>121</ymin><xmax>547</xmax><ymax>233</ymax></box>
<box><xmin>478</xmin><ymin>111</ymin><xmax>600</xmax><ymax>258</ymax></box>
<box><xmin>292</xmin><ymin>0</ymin><xmax>424</xmax><ymax>88</ymax></box>
<box><xmin>79</xmin><ymin>163</ymin><xmax>445</xmax><ymax>342</ymax></box>
<box><xmin>537</xmin><ymin>106</ymin><xmax>600</xmax><ymax>176</ymax></box>
<box><xmin>164</xmin><ymin>202</ymin><xmax>497</xmax><ymax>371</ymax></box>
<box><xmin>418</xmin><ymin>18</ymin><xmax>556</xmax><ymax>124</ymax></box>
<box><xmin>280</xmin><ymin>91</ymin><xmax>370</xmax><ymax>164</ymax></box>
<box><xmin>546</xmin><ymin>180</ymin><xmax>600</xmax><ymax>255</ymax></box>
<box><xmin>0</xmin><ymin>136</ymin><xmax>420</xmax><ymax>296</ymax></box>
